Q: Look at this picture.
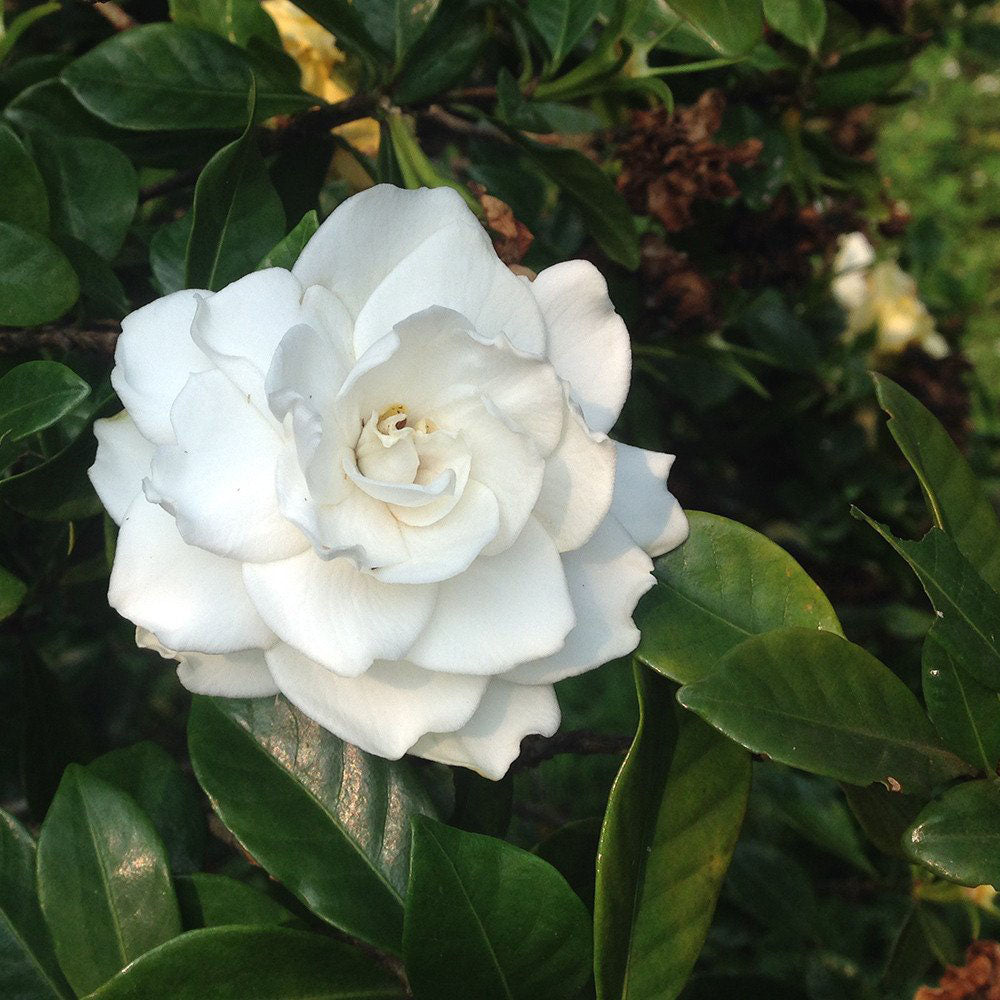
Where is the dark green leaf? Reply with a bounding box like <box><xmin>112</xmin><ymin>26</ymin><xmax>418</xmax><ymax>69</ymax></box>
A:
<box><xmin>61</xmin><ymin>24</ymin><xmax>311</xmax><ymax>132</ymax></box>
<box><xmin>0</xmin><ymin>221</ymin><xmax>78</xmax><ymax>327</ymax></box>
<box><xmin>923</xmin><ymin>633</ymin><xmax>1000</xmax><ymax>774</ymax></box>
<box><xmin>150</xmin><ymin>214</ymin><xmax>192</xmax><ymax>296</ymax></box>
<box><xmin>0</xmin><ymin>2</ymin><xmax>60</xmax><ymax>66</ymax></box>
<box><xmin>0</xmin><ymin>808</ymin><xmax>73</xmax><ymax>1000</ymax></box>
<box><xmin>26</xmin><ymin>132</ymin><xmax>137</xmax><ymax>260</ymax></box>
<box><xmin>762</xmin><ymin>0</ymin><xmax>826</xmax><ymax>55</ymax></box>
<box><xmin>962</xmin><ymin>23</ymin><xmax>1000</xmax><ymax>59</ymax></box>
<box><xmin>174</xmin><ymin>874</ymin><xmax>298</xmax><ymax>930</ymax></box>
<box><xmin>595</xmin><ymin>665</ymin><xmax>749</xmax><ymax>1000</ymax></box>
<box><xmin>843</xmin><ymin>782</ymin><xmax>926</xmax><ymax>860</ymax></box>
<box><xmin>84</xmin><ymin>926</ymin><xmax>407</xmax><ymax>999</ymax></box>
<box><xmin>256</xmin><ymin>210</ymin><xmax>319</xmax><ymax>271</ymax></box>
<box><xmin>0</xmin><ymin>122</ymin><xmax>48</xmax><ymax>233</ymax></box>
<box><xmin>813</xmin><ymin>38</ymin><xmax>910</xmax><ymax>108</ymax></box>
<box><xmin>532</xmin><ymin>818</ymin><xmax>602</xmax><ymax>912</ymax></box>
<box><xmin>395</xmin><ymin>0</ymin><xmax>439</xmax><ymax>61</ymax></box>
<box><xmin>515</xmin><ymin>137</ymin><xmax>639</xmax><ymax>269</ymax></box>
<box><xmin>667</xmin><ymin>0</ymin><xmax>763</xmax><ymax>56</ymax></box>
<box><xmin>874</xmin><ymin>374</ymin><xmax>1000</xmax><ymax>592</ymax></box>
<box><xmin>87</xmin><ymin>742</ymin><xmax>206</xmax><ymax>874</ymax></box>
<box><xmin>279</xmin><ymin>0</ymin><xmax>388</xmax><ymax>63</ymax></box>
<box><xmin>169</xmin><ymin>0</ymin><xmax>283</xmax><ymax>49</ymax></box>
<box><xmin>187</xmin><ymin>695</ymin><xmax>438</xmax><ymax>953</ymax></box>
<box><xmin>0</xmin><ymin>565</ymin><xmax>26</xmax><ymax>621</ymax></box>
<box><xmin>906</xmin><ymin>779</ymin><xmax>1000</xmax><ymax>886</ymax></box>
<box><xmin>36</xmin><ymin>766</ymin><xmax>182</xmax><ymax>996</ymax></box>
<box><xmin>59</xmin><ymin>238</ymin><xmax>130</xmax><ymax>320</ymax></box>
<box><xmin>527</xmin><ymin>0</ymin><xmax>601</xmax><ymax>70</ymax></box>
<box><xmin>857</xmin><ymin>515</ymin><xmax>1000</xmax><ymax>691</ymax></box>
<box><xmin>0</xmin><ymin>361</ymin><xmax>90</xmax><ymax>467</ymax></box>
<box><xmin>882</xmin><ymin>906</ymin><xmax>937</xmax><ymax>995</ymax></box>
<box><xmin>184</xmin><ymin>83</ymin><xmax>285</xmax><ymax>290</ymax></box>
<box><xmin>679</xmin><ymin>627</ymin><xmax>971</xmax><ymax>794</ymax></box>
<box><xmin>451</xmin><ymin>769</ymin><xmax>512</xmax><ymax>839</ymax></box>
<box><xmin>404</xmin><ymin>817</ymin><xmax>591</xmax><ymax>1000</ymax></box>
<box><xmin>636</xmin><ymin>511</ymin><xmax>842</xmax><ymax>685</ymax></box>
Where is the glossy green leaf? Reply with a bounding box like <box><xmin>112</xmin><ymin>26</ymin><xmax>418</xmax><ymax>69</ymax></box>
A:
<box><xmin>174</xmin><ymin>874</ymin><xmax>298</xmax><ymax>930</ymax></box>
<box><xmin>0</xmin><ymin>808</ymin><xmax>73</xmax><ymax>1000</ymax></box>
<box><xmin>149</xmin><ymin>214</ymin><xmax>192</xmax><ymax>296</ymax></box>
<box><xmin>279</xmin><ymin>0</ymin><xmax>388</xmax><ymax>62</ymax></box>
<box><xmin>595</xmin><ymin>665</ymin><xmax>749</xmax><ymax>1000</ymax></box>
<box><xmin>36</xmin><ymin>766</ymin><xmax>182</xmax><ymax>996</ymax></box>
<box><xmin>667</xmin><ymin>0</ymin><xmax>763</xmax><ymax>56</ymax></box>
<box><xmin>527</xmin><ymin>0</ymin><xmax>600</xmax><ymax>70</ymax></box>
<box><xmin>762</xmin><ymin>0</ymin><xmax>826</xmax><ymax>55</ymax></box>
<box><xmin>187</xmin><ymin>695</ymin><xmax>438</xmax><ymax>953</ymax></box>
<box><xmin>394</xmin><ymin>0</ymin><xmax>438</xmax><ymax>61</ymax></box>
<box><xmin>256</xmin><ymin>210</ymin><xmax>318</xmax><ymax>270</ymax></box>
<box><xmin>923</xmin><ymin>633</ymin><xmax>1000</xmax><ymax>773</ymax></box>
<box><xmin>906</xmin><ymin>779</ymin><xmax>1000</xmax><ymax>886</ymax></box>
<box><xmin>184</xmin><ymin>82</ymin><xmax>285</xmax><ymax>290</ymax></box>
<box><xmin>515</xmin><ymin>137</ymin><xmax>639</xmax><ymax>269</ymax></box>
<box><xmin>636</xmin><ymin>511</ymin><xmax>842</xmax><ymax>685</ymax></box>
<box><xmin>59</xmin><ymin>238</ymin><xmax>130</xmax><ymax>319</ymax></box>
<box><xmin>85</xmin><ymin>926</ymin><xmax>407</xmax><ymax>999</ymax></box>
<box><xmin>26</xmin><ymin>132</ymin><xmax>137</xmax><ymax>260</ymax></box>
<box><xmin>169</xmin><ymin>0</ymin><xmax>283</xmax><ymax>49</ymax></box>
<box><xmin>0</xmin><ymin>565</ymin><xmax>26</xmax><ymax>621</ymax></box>
<box><xmin>61</xmin><ymin>24</ymin><xmax>311</xmax><ymax>132</ymax></box>
<box><xmin>874</xmin><ymin>374</ymin><xmax>1000</xmax><ymax>592</ymax></box>
<box><xmin>813</xmin><ymin>38</ymin><xmax>910</xmax><ymax>108</ymax></box>
<box><xmin>87</xmin><ymin>742</ymin><xmax>206</xmax><ymax>874</ymax></box>
<box><xmin>857</xmin><ymin>515</ymin><xmax>1000</xmax><ymax>691</ymax></box>
<box><xmin>404</xmin><ymin>817</ymin><xmax>591</xmax><ymax>1000</ymax></box>
<box><xmin>842</xmin><ymin>782</ymin><xmax>926</xmax><ymax>860</ymax></box>
<box><xmin>679</xmin><ymin>627</ymin><xmax>970</xmax><ymax>794</ymax></box>
<box><xmin>0</xmin><ymin>122</ymin><xmax>48</xmax><ymax>233</ymax></box>
<box><xmin>0</xmin><ymin>221</ymin><xmax>78</xmax><ymax>326</ymax></box>
<box><xmin>0</xmin><ymin>361</ymin><xmax>90</xmax><ymax>466</ymax></box>
<box><xmin>532</xmin><ymin>818</ymin><xmax>602</xmax><ymax>912</ymax></box>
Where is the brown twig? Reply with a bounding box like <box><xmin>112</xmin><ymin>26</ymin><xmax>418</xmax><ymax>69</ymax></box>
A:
<box><xmin>0</xmin><ymin>324</ymin><xmax>119</xmax><ymax>354</ymax></box>
<box><xmin>512</xmin><ymin>729</ymin><xmax>632</xmax><ymax>773</ymax></box>
<box><xmin>93</xmin><ymin>1</ymin><xmax>137</xmax><ymax>31</ymax></box>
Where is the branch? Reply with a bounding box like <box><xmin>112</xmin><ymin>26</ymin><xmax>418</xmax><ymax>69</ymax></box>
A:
<box><xmin>0</xmin><ymin>324</ymin><xmax>119</xmax><ymax>354</ymax></box>
<box><xmin>512</xmin><ymin>729</ymin><xmax>632</xmax><ymax>773</ymax></box>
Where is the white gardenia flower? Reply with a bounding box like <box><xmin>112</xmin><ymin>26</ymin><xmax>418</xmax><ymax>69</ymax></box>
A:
<box><xmin>90</xmin><ymin>185</ymin><xmax>688</xmax><ymax>780</ymax></box>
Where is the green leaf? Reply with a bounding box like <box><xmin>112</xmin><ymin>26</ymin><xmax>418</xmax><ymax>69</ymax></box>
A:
<box><xmin>0</xmin><ymin>221</ymin><xmax>78</xmax><ymax>327</ymax></box>
<box><xmin>61</xmin><ymin>24</ymin><xmax>311</xmax><ymax>132</ymax></box>
<box><xmin>0</xmin><ymin>565</ymin><xmax>26</xmax><ymax>621</ymax></box>
<box><xmin>514</xmin><ymin>136</ymin><xmax>639</xmax><ymax>269</ymax></box>
<box><xmin>906</xmin><ymin>779</ymin><xmax>1000</xmax><ymax>887</ymax></box>
<box><xmin>450</xmin><ymin>769</ymin><xmax>512</xmax><ymax>839</ymax></box>
<box><xmin>36</xmin><ymin>766</ymin><xmax>182</xmax><ymax>996</ymax></box>
<box><xmin>527</xmin><ymin>0</ymin><xmax>601</xmax><ymax>70</ymax></box>
<box><xmin>679</xmin><ymin>627</ymin><xmax>971</xmax><ymax>794</ymax></box>
<box><xmin>87</xmin><ymin>742</ymin><xmax>206</xmax><ymax>875</ymax></box>
<box><xmin>762</xmin><ymin>0</ymin><xmax>826</xmax><ymax>55</ymax></box>
<box><xmin>0</xmin><ymin>122</ymin><xmax>48</xmax><ymax>233</ymax></box>
<box><xmin>404</xmin><ymin>817</ymin><xmax>592</xmax><ymax>1000</ymax></box>
<box><xmin>187</xmin><ymin>695</ymin><xmax>438</xmax><ymax>954</ymax></box>
<box><xmin>174</xmin><ymin>874</ymin><xmax>298</xmax><ymax>930</ymax></box>
<box><xmin>394</xmin><ymin>0</ymin><xmax>439</xmax><ymax>62</ymax></box>
<box><xmin>856</xmin><ymin>515</ymin><xmax>1000</xmax><ymax>692</ymax></box>
<box><xmin>0</xmin><ymin>361</ymin><xmax>90</xmax><ymax>467</ymax></box>
<box><xmin>813</xmin><ymin>38</ymin><xmax>910</xmax><ymax>109</ymax></box>
<box><xmin>636</xmin><ymin>511</ymin><xmax>842</xmax><ymax>685</ymax></box>
<box><xmin>595</xmin><ymin>665</ymin><xmax>749</xmax><ymax>1000</ymax></box>
<box><xmin>532</xmin><ymin>818</ymin><xmax>602</xmax><ymax>912</ymax></box>
<box><xmin>149</xmin><ymin>214</ymin><xmax>192</xmax><ymax>296</ymax></box>
<box><xmin>0</xmin><ymin>808</ymin><xmax>73</xmax><ymax>1000</ymax></box>
<box><xmin>184</xmin><ymin>81</ymin><xmax>285</xmax><ymax>290</ymax></box>
<box><xmin>666</xmin><ymin>0</ymin><xmax>763</xmax><ymax>56</ymax></box>
<box><xmin>0</xmin><ymin>2</ymin><xmax>60</xmax><ymax>65</ymax></box>
<box><xmin>874</xmin><ymin>374</ymin><xmax>1000</xmax><ymax>593</ymax></box>
<box><xmin>277</xmin><ymin>0</ymin><xmax>388</xmax><ymax>63</ymax></box>
<box><xmin>84</xmin><ymin>926</ymin><xmax>407</xmax><ymax>999</ymax></box>
<box><xmin>256</xmin><ymin>210</ymin><xmax>319</xmax><ymax>271</ymax></box>
<box><xmin>169</xmin><ymin>0</ymin><xmax>283</xmax><ymax>49</ymax></box>
<box><xmin>842</xmin><ymin>782</ymin><xmax>927</xmax><ymax>860</ymax></box>
<box><xmin>26</xmin><ymin>133</ymin><xmax>137</xmax><ymax>260</ymax></box>
<box><xmin>59</xmin><ymin>238</ymin><xmax>130</xmax><ymax>320</ymax></box>
<box><xmin>923</xmin><ymin>634</ymin><xmax>1000</xmax><ymax>774</ymax></box>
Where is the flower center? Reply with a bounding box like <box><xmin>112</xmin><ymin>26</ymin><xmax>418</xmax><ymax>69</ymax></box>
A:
<box><xmin>354</xmin><ymin>404</ymin><xmax>437</xmax><ymax>485</ymax></box>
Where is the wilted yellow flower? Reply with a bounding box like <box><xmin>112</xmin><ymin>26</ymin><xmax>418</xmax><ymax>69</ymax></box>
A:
<box><xmin>832</xmin><ymin>232</ymin><xmax>948</xmax><ymax>360</ymax></box>
<box><xmin>263</xmin><ymin>0</ymin><xmax>380</xmax><ymax>159</ymax></box>
<box><xmin>961</xmin><ymin>884</ymin><xmax>999</xmax><ymax>910</ymax></box>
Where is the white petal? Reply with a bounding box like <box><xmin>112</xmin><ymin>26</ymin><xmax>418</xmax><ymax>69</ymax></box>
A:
<box><xmin>531</xmin><ymin>261</ymin><xmax>631</xmax><ymax>433</ymax></box>
<box><xmin>242</xmin><ymin>554</ymin><xmax>437</xmax><ymax>677</ymax></box>
<box><xmin>266</xmin><ymin>645</ymin><xmax>488</xmax><ymax>759</ymax></box>
<box><xmin>89</xmin><ymin>411</ymin><xmax>155</xmax><ymax>525</ymax></box>
<box><xmin>111</xmin><ymin>289</ymin><xmax>212</xmax><ymax>443</ymax></box>
<box><xmin>351</xmin><ymin>223</ymin><xmax>547</xmax><ymax>357</ymax></box>
<box><xmin>374</xmin><ymin>480</ymin><xmax>500</xmax><ymax>585</ymax></box>
<box><xmin>409</xmin><ymin>680</ymin><xmax>560</xmax><ymax>780</ymax></box>
<box><xmin>532</xmin><ymin>403</ymin><xmax>616</xmax><ymax>552</ymax></box>
<box><xmin>137</xmin><ymin>628</ymin><xmax>278</xmax><ymax>697</ymax></box>
<box><xmin>506</xmin><ymin>515</ymin><xmax>654</xmax><ymax>685</ymax></box>
<box><xmin>147</xmin><ymin>369</ymin><xmax>306</xmax><ymax>563</ymax></box>
<box><xmin>293</xmin><ymin>185</ymin><xmax>477</xmax><ymax>315</ymax></box>
<box><xmin>405</xmin><ymin>516</ymin><xmax>574</xmax><ymax>674</ymax></box>
<box><xmin>109</xmin><ymin>495</ymin><xmax>274</xmax><ymax>653</ymax></box>
<box><xmin>610</xmin><ymin>442</ymin><xmax>689</xmax><ymax>557</ymax></box>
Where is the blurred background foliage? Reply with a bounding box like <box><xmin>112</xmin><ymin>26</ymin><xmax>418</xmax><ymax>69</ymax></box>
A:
<box><xmin>2</xmin><ymin>0</ymin><xmax>1000</xmax><ymax>996</ymax></box>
